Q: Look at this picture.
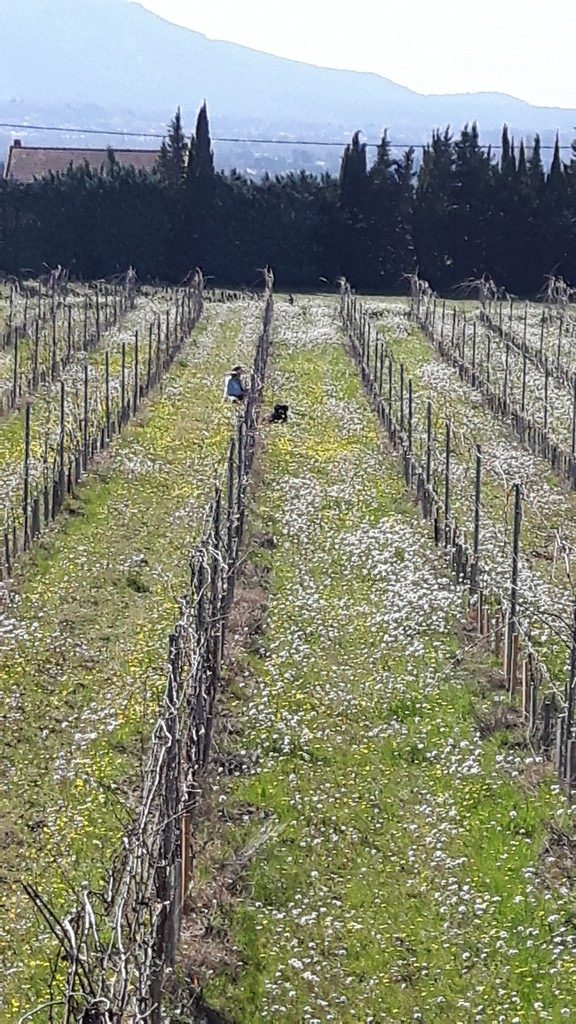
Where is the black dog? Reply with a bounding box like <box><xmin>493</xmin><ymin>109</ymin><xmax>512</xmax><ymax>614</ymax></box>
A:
<box><xmin>269</xmin><ymin>403</ymin><xmax>289</xmax><ymax>423</ymax></box>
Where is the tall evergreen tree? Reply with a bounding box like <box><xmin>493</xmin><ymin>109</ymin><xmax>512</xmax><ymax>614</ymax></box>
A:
<box><xmin>509</xmin><ymin>138</ymin><xmax>541</xmax><ymax>292</ymax></box>
<box><xmin>366</xmin><ymin>131</ymin><xmax>414</xmax><ymax>288</ymax></box>
<box><xmin>339</xmin><ymin>131</ymin><xmax>368</xmax><ymax>213</ymax></box>
<box><xmin>491</xmin><ymin>125</ymin><xmax>522</xmax><ymax>285</ymax></box>
<box><xmin>156</xmin><ymin>108</ymin><xmax>187</xmax><ymax>188</ymax></box>
<box><xmin>500</xmin><ymin>125</ymin><xmax>516</xmax><ymax>177</ymax></box>
<box><xmin>527</xmin><ymin>135</ymin><xmax>545</xmax><ymax>194</ymax></box>
<box><xmin>392</xmin><ymin>147</ymin><xmax>416</xmax><ymax>283</ymax></box>
<box><xmin>450</xmin><ymin>122</ymin><xmax>494</xmax><ymax>282</ymax></box>
<box><xmin>540</xmin><ymin>133</ymin><xmax>571</xmax><ymax>280</ymax></box>
<box><xmin>365</xmin><ymin>130</ymin><xmax>395</xmax><ymax>288</ymax></box>
<box><xmin>517</xmin><ymin>139</ymin><xmax>528</xmax><ymax>180</ymax></box>
<box><xmin>413</xmin><ymin>128</ymin><xmax>455</xmax><ymax>289</ymax></box>
<box><xmin>183</xmin><ymin>102</ymin><xmax>217</xmax><ymax>275</ymax></box>
<box><xmin>337</xmin><ymin>131</ymin><xmax>371</xmax><ymax>284</ymax></box>
<box><xmin>187</xmin><ymin>101</ymin><xmax>215</xmax><ymax>181</ymax></box>
<box><xmin>548</xmin><ymin>134</ymin><xmax>563</xmax><ymax>187</ymax></box>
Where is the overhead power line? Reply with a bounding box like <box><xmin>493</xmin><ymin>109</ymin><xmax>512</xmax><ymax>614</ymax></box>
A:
<box><xmin>0</xmin><ymin>122</ymin><xmax>165</xmax><ymax>139</ymax></box>
<box><xmin>0</xmin><ymin>120</ymin><xmax>574</xmax><ymax>151</ymax></box>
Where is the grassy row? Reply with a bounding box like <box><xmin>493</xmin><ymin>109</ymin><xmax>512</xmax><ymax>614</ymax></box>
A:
<box><xmin>0</xmin><ymin>291</ymin><xmax>104</xmax><ymax>394</ymax></box>
<box><xmin>1</xmin><ymin>301</ymin><xmax>259</xmax><ymax>1019</ymax></box>
<box><xmin>373</xmin><ymin>303</ymin><xmax>576</xmax><ymax>682</ymax></box>
<box><xmin>204</xmin><ymin>298</ymin><xmax>574</xmax><ymax>1023</ymax></box>
<box><xmin>0</xmin><ymin>291</ymin><xmax>176</xmax><ymax>535</ymax></box>
<box><xmin>464</xmin><ymin>309</ymin><xmax>573</xmax><ymax>449</ymax></box>
<box><xmin>506</xmin><ymin>301</ymin><xmax>576</xmax><ymax>377</ymax></box>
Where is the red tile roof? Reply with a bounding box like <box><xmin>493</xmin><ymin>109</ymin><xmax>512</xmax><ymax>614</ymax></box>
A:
<box><xmin>4</xmin><ymin>145</ymin><xmax>159</xmax><ymax>183</ymax></box>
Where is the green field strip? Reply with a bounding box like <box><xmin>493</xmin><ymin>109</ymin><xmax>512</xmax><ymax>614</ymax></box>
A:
<box><xmin>468</xmin><ymin>313</ymin><xmax>574</xmax><ymax>451</ymax></box>
<box><xmin>377</xmin><ymin>296</ymin><xmax>576</xmax><ymax>452</ymax></box>
<box><xmin>0</xmin><ymin>291</ymin><xmax>100</xmax><ymax>400</ymax></box>
<box><xmin>506</xmin><ymin>302</ymin><xmax>576</xmax><ymax>380</ymax></box>
<box><xmin>205</xmin><ymin>297</ymin><xmax>575</xmax><ymax>1024</ymax></box>
<box><xmin>0</xmin><ymin>292</ymin><xmax>174</xmax><ymax>536</ymax></box>
<box><xmin>0</xmin><ymin>301</ymin><xmax>261</xmax><ymax>1018</ymax></box>
<box><xmin>373</xmin><ymin>304</ymin><xmax>576</xmax><ymax>680</ymax></box>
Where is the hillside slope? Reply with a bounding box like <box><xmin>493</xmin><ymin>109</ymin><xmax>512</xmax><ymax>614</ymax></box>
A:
<box><xmin>2</xmin><ymin>0</ymin><xmax>576</xmax><ymax>136</ymax></box>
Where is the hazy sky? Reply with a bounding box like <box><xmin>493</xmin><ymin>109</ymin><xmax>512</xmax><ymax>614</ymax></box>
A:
<box><xmin>137</xmin><ymin>0</ymin><xmax>576</xmax><ymax>109</ymax></box>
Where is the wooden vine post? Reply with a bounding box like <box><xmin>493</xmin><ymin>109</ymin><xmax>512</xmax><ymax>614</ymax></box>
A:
<box><xmin>83</xmin><ymin>362</ymin><xmax>89</xmax><ymax>469</ymax></box>
<box><xmin>564</xmin><ymin>601</ymin><xmax>576</xmax><ymax>791</ymax></box>
<box><xmin>426</xmin><ymin>399</ymin><xmax>432</xmax><ymax>485</ymax></box>
<box><xmin>23</xmin><ymin>403</ymin><xmax>31</xmax><ymax>551</ymax></box>
<box><xmin>407</xmin><ymin>379</ymin><xmax>413</xmax><ymax>454</ymax></box>
<box><xmin>121</xmin><ymin>341</ymin><xmax>127</xmax><ymax>422</ymax></box>
<box><xmin>472</xmin><ymin>445</ymin><xmax>482</xmax><ymax>593</ymax></box>
<box><xmin>12</xmin><ymin>329</ymin><xmax>19</xmax><ymax>407</ymax></box>
<box><xmin>133</xmin><ymin>329</ymin><xmax>140</xmax><ymax>414</ymax></box>
<box><xmin>147</xmin><ymin>322</ymin><xmax>154</xmax><ymax>391</ymax></box>
<box><xmin>571</xmin><ymin>375</ymin><xmax>576</xmax><ymax>486</ymax></box>
<box><xmin>444</xmin><ymin>419</ymin><xmax>451</xmax><ymax>548</ymax></box>
<box><xmin>59</xmin><ymin>380</ymin><xmax>66</xmax><ymax>506</ymax></box>
<box><xmin>105</xmin><ymin>349</ymin><xmax>111</xmax><ymax>438</ymax></box>
<box><xmin>505</xmin><ymin>483</ymin><xmax>522</xmax><ymax>693</ymax></box>
<box><xmin>543</xmin><ymin>356</ymin><xmax>549</xmax><ymax>434</ymax></box>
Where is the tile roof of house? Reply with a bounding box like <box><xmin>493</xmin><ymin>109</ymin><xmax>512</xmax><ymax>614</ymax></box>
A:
<box><xmin>3</xmin><ymin>143</ymin><xmax>159</xmax><ymax>183</ymax></box>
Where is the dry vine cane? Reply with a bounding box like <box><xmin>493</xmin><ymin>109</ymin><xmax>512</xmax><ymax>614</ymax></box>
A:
<box><xmin>22</xmin><ymin>270</ymin><xmax>275</xmax><ymax>1024</ymax></box>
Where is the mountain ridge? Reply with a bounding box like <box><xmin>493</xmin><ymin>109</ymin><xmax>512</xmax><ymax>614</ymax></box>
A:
<box><xmin>2</xmin><ymin>0</ymin><xmax>575</xmax><ymax>129</ymax></box>
<box><xmin>2</xmin><ymin>0</ymin><xmax>575</xmax><ymax>176</ymax></box>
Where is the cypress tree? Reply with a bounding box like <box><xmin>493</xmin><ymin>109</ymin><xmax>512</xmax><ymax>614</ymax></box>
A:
<box><xmin>337</xmin><ymin>131</ymin><xmax>371</xmax><ymax>285</ymax></box>
<box><xmin>413</xmin><ymin>128</ymin><xmax>455</xmax><ymax>289</ymax></box>
<box><xmin>450</xmin><ymin>122</ymin><xmax>494</xmax><ymax>282</ymax></box>
<box><xmin>517</xmin><ymin>139</ymin><xmax>528</xmax><ymax>180</ymax></box>
<box><xmin>339</xmin><ymin>131</ymin><xmax>368</xmax><ymax>213</ymax></box>
<box><xmin>184</xmin><ymin>102</ymin><xmax>217</xmax><ymax>275</ymax></box>
<box><xmin>366</xmin><ymin>130</ymin><xmax>395</xmax><ymax>288</ymax></box>
<box><xmin>187</xmin><ymin>101</ymin><xmax>215</xmax><ymax>181</ymax></box>
<box><xmin>366</xmin><ymin>131</ymin><xmax>414</xmax><ymax>289</ymax></box>
<box><xmin>392</xmin><ymin>147</ymin><xmax>416</xmax><ymax>283</ymax></box>
<box><xmin>549</xmin><ymin>134</ymin><xmax>563</xmax><ymax>186</ymax></box>
<box><xmin>500</xmin><ymin>125</ymin><xmax>516</xmax><ymax>177</ymax></box>
<box><xmin>540</xmin><ymin>133</ymin><xmax>571</xmax><ymax>280</ymax></box>
<box><xmin>512</xmin><ymin>138</ymin><xmax>540</xmax><ymax>293</ymax></box>
<box><xmin>373</xmin><ymin>130</ymin><xmax>394</xmax><ymax>178</ymax></box>
<box><xmin>156</xmin><ymin>107</ymin><xmax>187</xmax><ymax>188</ymax></box>
<box><xmin>527</xmin><ymin>135</ymin><xmax>545</xmax><ymax>194</ymax></box>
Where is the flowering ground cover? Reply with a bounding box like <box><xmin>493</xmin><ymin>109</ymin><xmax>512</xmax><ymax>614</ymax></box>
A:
<box><xmin>0</xmin><ymin>289</ymin><xmax>99</xmax><ymax>399</ymax></box>
<box><xmin>506</xmin><ymin>301</ymin><xmax>576</xmax><ymax>381</ymax></box>
<box><xmin>0</xmin><ymin>301</ymin><xmax>260</xmax><ymax>1018</ymax></box>
<box><xmin>467</xmin><ymin>310</ymin><xmax>574</xmax><ymax>452</ymax></box>
<box><xmin>0</xmin><ymin>291</ymin><xmax>177</xmax><ymax>539</ymax></box>
<box><xmin>206</xmin><ymin>298</ymin><xmax>576</xmax><ymax>1023</ymax></box>
<box><xmin>373</xmin><ymin>304</ymin><xmax>576</xmax><ymax>685</ymax></box>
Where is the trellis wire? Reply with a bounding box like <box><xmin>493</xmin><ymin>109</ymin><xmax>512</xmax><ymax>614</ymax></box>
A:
<box><xmin>411</xmin><ymin>276</ymin><xmax>576</xmax><ymax>489</ymax></box>
<box><xmin>1</xmin><ymin>272</ymin><xmax>204</xmax><ymax>581</ymax></box>
<box><xmin>22</xmin><ymin>269</ymin><xmax>275</xmax><ymax>1023</ymax></box>
<box><xmin>341</xmin><ymin>281</ymin><xmax>576</xmax><ymax>799</ymax></box>
<box><xmin>0</xmin><ymin>271</ymin><xmax>138</xmax><ymax>412</ymax></box>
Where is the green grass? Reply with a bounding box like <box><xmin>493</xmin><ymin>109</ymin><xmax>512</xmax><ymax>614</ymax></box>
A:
<box><xmin>0</xmin><ymin>302</ymin><xmax>258</xmax><ymax>1018</ymax></box>
<box><xmin>375</xmin><ymin>308</ymin><xmax>576</xmax><ymax>682</ymax></box>
<box><xmin>0</xmin><ymin>292</ymin><xmax>174</xmax><ymax>541</ymax></box>
<box><xmin>203</xmin><ymin>299</ymin><xmax>575</xmax><ymax>1023</ymax></box>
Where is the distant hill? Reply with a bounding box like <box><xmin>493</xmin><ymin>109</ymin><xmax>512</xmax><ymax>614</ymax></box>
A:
<box><xmin>2</xmin><ymin>0</ymin><xmax>575</xmax><ymax>174</ymax></box>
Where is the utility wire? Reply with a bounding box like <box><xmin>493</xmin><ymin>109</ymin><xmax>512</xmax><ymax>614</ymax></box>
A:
<box><xmin>0</xmin><ymin>121</ymin><xmax>574</xmax><ymax>151</ymax></box>
<box><xmin>0</xmin><ymin>122</ymin><xmax>164</xmax><ymax>140</ymax></box>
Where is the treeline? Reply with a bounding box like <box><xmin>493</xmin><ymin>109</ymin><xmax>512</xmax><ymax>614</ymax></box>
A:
<box><xmin>1</xmin><ymin>105</ymin><xmax>576</xmax><ymax>294</ymax></box>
